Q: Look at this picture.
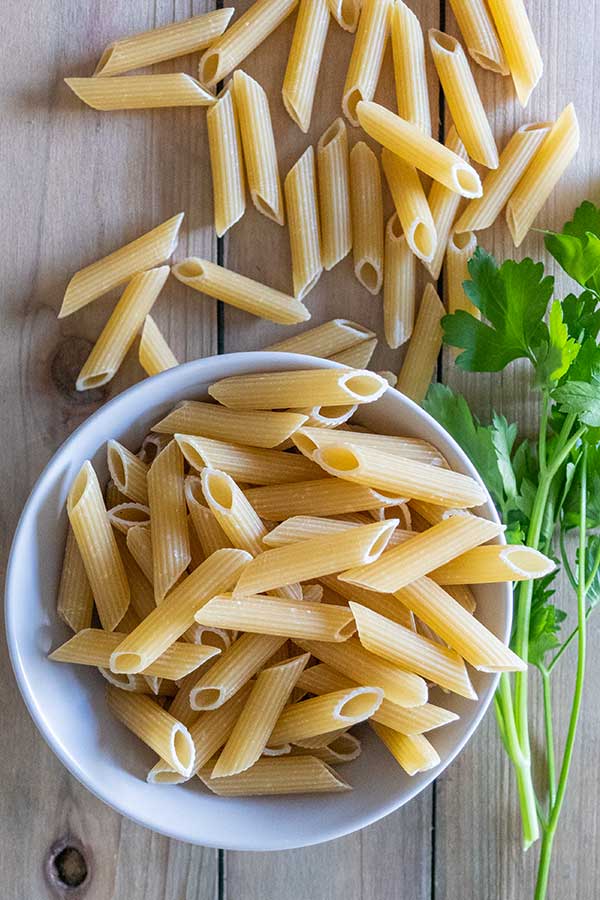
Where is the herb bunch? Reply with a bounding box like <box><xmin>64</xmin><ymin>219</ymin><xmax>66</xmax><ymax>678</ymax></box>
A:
<box><xmin>424</xmin><ymin>201</ymin><xmax>600</xmax><ymax>900</ymax></box>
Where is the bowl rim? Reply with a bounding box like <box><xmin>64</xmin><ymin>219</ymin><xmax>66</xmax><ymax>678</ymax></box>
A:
<box><xmin>5</xmin><ymin>351</ymin><xmax>510</xmax><ymax>850</ymax></box>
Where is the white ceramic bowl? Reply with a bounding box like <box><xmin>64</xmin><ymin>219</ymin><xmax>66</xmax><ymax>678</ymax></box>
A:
<box><xmin>5</xmin><ymin>352</ymin><xmax>510</xmax><ymax>851</ymax></box>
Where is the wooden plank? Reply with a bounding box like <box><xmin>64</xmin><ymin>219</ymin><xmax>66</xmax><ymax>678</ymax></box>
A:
<box><xmin>0</xmin><ymin>1</ymin><xmax>218</xmax><ymax>897</ymax></box>
<box><xmin>435</xmin><ymin>1</ymin><xmax>600</xmax><ymax>897</ymax></box>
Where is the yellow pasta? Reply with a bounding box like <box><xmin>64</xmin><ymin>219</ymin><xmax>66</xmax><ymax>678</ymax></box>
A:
<box><xmin>175</xmin><ymin>434</ymin><xmax>323</xmax><ymax>484</ymax></box>
<box><xmin>59</xmin><ymin>213</ymin><xmax>183</xmax><ymax>318</ymax></box>
<box><xmin>147</xmin><ymin>440</ymin><xmax>190</xmax><ymax>603</ymax></box>
<box><xmin>320</xmin><ymin>574</ymin><xmax>414</xmax><ymax>630</ymax></box>
<box><xmin>295</xmin><ymin>404</ymin><xmax>358</xmax><ymax>428</ymax></box>
<box><xmin>56</xmin><ymin>527</ymin><xmax>94</xmax><ymax>633</ymax></box>
<box><xmin>391</xmin><ymin>1</ymin><xmax>431</xmax><ymax>135</ymax></box>
<box><xmin>506</xmin><ymin>104</ymin><xmax>580</xmax><ymax>247</ymax></box>
<box><xmin>115</xmin><ymin>536</ymin><xmax>155</xmax><ymax>621</ymax></box>
<box><xmin>317</xmin><ymin>118</ymin><xmax>352</xmax><ymax>270</ymax></box>
<box><xmin>270</xmin><ymin>686</ymin><xmax>383</xmax><ymax>745</ymax></box>
<box><xmin>138</xmin><ymin>432</ymin><xmax>171</xmax><ymax>464</ymax></box>
<box><xmin>290</xmin><ymin>732</ymin><xmax>362</xmax><ymax>763</ymax></box>
<box><xmin>95</xmin><ymin>9</ymin><xmax>233</xmax><ymax>76</ymax></box>
<box><xmin>67</xmin><ymin>461</ymin><xmax>129</xmax><ymax>631</ymax></box>
<box><xmin>105</xmin><ymin>479</ymin><xmax>127</xmax><ymax>509</ymax></box>
<box><xmin>262</xmin><ymin>514</ymin><xmax>402</xmax><ymax>545</ymax></box>
<box><xmin>207</xmin><ymin>82</ymin><xmax>246</xmax><ymax>237</ymax></box>
<box><xmin>244</xmin><ymin>478</ymin><xmax>401</xmax><ymax>520</ymax></box>
<box><xmin>107</xmin><ymin>687</ymin><xmax>195</xmax><ymax>777</ymax></box>
<box><xmin>139</xmin><ymin>314</ymin><xmax>179</xmax><ymax>377</ymax></box>
<box><xmin>430</xmin><ymin>543</ymin><xmax>555</xmax><ymax>584</ymax></box>
<box><xmin>455</xmin><ymin>122</ymin><xmax>551</xmax><ymax>234</ymax></box>
<box><xmin>371</xmin><ymin>722</ymin><xmax>440</xmax><ymax>775</ymax></box>
<box><xmin>110</xmin><ymin>548</ymin><xmax>250</xmax><ymax>673</ymax></box>
<box><xmin>448</xmin><ymin>0</ymin><xmax>508</xmax><ymax>74</ymax></box>
<box><xmin>185</xmin><ymin>476</ymin><xmax>232</xmax><ymax>556</ymax></box>
<box><xmin>396</xmin><ymin>283</ymin><xmax>445</xmax><ymax>404</ymax></box>
<box><xmin>409</xmin><ymin>499</ymin><xmax>469</xmax><ymax>525</ymax></box>
<box><xmin>107</xmin><ymin>502</ymin><xmax>151</xmax><ymax>534</ymax></box>
<box><xmin>343</xmin><ymin>0</ymin><xmax>394</xmax><ymax>126</ymax></box>
<box><xmin>357</xmin><ymin>101</ymin><xmax>482</xmax><ymax>198</ymax></box>
<box><xmin>396</xmin><ymin>576</ymin><xmax>527</xmax><ymax>671</ymax></box>
<box><xmin>267</xmin><ymin>318</ymin><xmax>375</xmax><ymax>357</ymax></box>
<box><xmin>199</xmin><ymin>0</ymin><xmax>299</xmax><ymax>86</ymax></box>
<box><xmin>292</xmin><ymin>425</ymin><xmax>445</xmax><ymax>465</ymax></box>
<box><xmin>126</xmin><ymin>524</ymin><xmax>154</xmax><ymax>584</ymax></box>
<box><xmin>190</xmin><ymin>633</ymin><xmax>286</xmax><ymax>710</ymax></box>
<box><xmin>446</xmin><ymin>583</ymin><xmax>477</xmax><ymax>614</ymax></box>
<box><xmin>157</xmin><ymin>406</ymin><xmax>308</xmax><ymax>455</ymax></box>
<box><xmin>486</xmin><ymin>0</ymin><xmax>543</xmax><ymax>107</ymax></box>
<box><xmin>65</xmin><ymin>74</ymin><xmax>215</xmax><ymax>111</ymax></box>
<box><xmin>426</xmin><ymin>127</ymin><xmax>468</xmax><ymax>280</ymax></box>
<box><xmin>285</xmin><ymin>146</ymin><xmax>323</xmax><ymax>299</ymax></box>
<box><xmin>429</xmin><ymin>30</ymin><xmax>499</xmax><ymax>169</ymax></box>
<box><xmin>378</xmin><ymin>371</ymin><xmax>397</xmax><ymax>388</ymax></box>
<box><xmin>329</xmin><ymin>338</ymin><xmax>378</xmax><ymax>368</ymax></box>
<box><xmin>107</xmin><ymin>440</ymin><xmax>148</xmax><ymax>505</ymax></box>
<box><xmin>327</xmin><ymin>0</ymin><xmax>361</xmax><ymax>32</ymax></box>
<box><xmin>283</xmin><ymin>0</ymin><xmax>330</xmax><ymax>132</ymax></box>
<box><xmin>200</xmin><ymin>755</ymin><xmax>350</xmax><ymax>795</ymax></box>
<box><xmin>382</xmin><ymin>149</ymin><xmax>437</xmax><ymax>264</ymax></box>
<box><xmin>209</xmin><ymin>368</ymin><xmax>387</xmax><ymax>410</ymax></box>
<box><xmin>446</xmin><ymin>231</ymin><xmax>479</xmax><ymax>319</ymax></box>
<box><xmin>349</xmin><ymin>141</ymin><xmax>384</xmax><ymax>294</ymax></box>
<box><xmin>383</xmin><ymin>214</ymin><xmax>416</xmax><ymax>349</ymax></box>
<box><xmin>173</xmin><ymin>258</ymin><xmax>309</xmax><ymax>324</ymax></box>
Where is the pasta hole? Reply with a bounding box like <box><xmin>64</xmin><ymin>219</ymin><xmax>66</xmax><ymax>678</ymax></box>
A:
<box><xmin>344</xmin><ymin>88</ymin><xmax>363</xmax><ymax>122</ymax></box>
<box><xmin>388</xmin><ymin>214</ymin><xmax>403</xmax><ymax>240</ymax></box>
<box><xmin>505</xmin><ymin>547</ymin><xmax>553</xmax><ymax>576</ymax></box>
<box><xmin>430</xmin><ymin>30</ymin><xmax>457</xmax><ymax>53</ymax></box>
<box><xmin>185</xmin><ymin>475</ymin><xmax>205</xmax><ymax>506</ymax></box>
<box><xmin>111</xmin><ymin>652</ymin><xmax>142</xmax><ymax>673</ymax></box>
<box><xmin>111</xmin><ymin>504</ymin><xmax>150</xmax><ymax>524</ymax></box>
<box><xmin>152</xmin><ymin>770</ymin><xmax>184</xmax><ymax>783</ymax></box>
<box><xmin>253</xmin><ymin>193</ymin><xmax>279</xmax><ymax>221</ymax></box>
<box><xmin>204</xmin><ymin>471</ymin><xmax>234</xmax><ymax>510</ymax></box>
<box><xmin>338</xmin><ymin>690</ymin><xmax>379</xmax><ymax>719</ymax></box>
<box><xmin>78</xmin><ymin>372</ymin><xmax>111</xmax><ymax>389</ymax></box>
<box><xmin>319</xmin><ymin>119</ymin><xmax>344</xmax><ymax>150</ymax></box>
<box><xmin>192</xmin><ymin>687</ymin><xmax>223</xmax><ymax>709</ymax></box>
<box><xmin>197</xmin><ymin>629</ymin><xmax>229</xmax><ymax>651</ymax></box>
<box><xmin>177</xmin><ymin>260</ymin><xmax>204</xmax><ymax>279</ymax></box>
<box><xmin>292</xmin><ymin>433</ymin><xmax>319</xmax><ymax>456</ymax></box>
<box><xmin>200</xmin><ymin>52</ymin><xmax>220</xmax><ymax>84</ymax></box>
<box><xmin>343</xmin><ymin>373</ymin><xmax>382</xmax><ymax>398</ymax></box>
<box><xmin>173</xmin><ymin>728</ymin><xmax>193</xmax><ymax>771</ymax></box>
<box><xmin>450</xmin><ymin>230</ymin><xmax>475</xmax><ymax>251</ymax></box>
<box><xmin>470</xmin><ymin>51</ymin><xmax>505</xmax><ymax>74</ymax></box>
<box><xmin>368</xmin><ymin>527</ymin><xmax>395</xmax><ymax>558</ymax></box>
<box><xmin>357</xmin><ymin>261</ymin><xmax>380</xmax><ymax>293</ymax></box>
<box><xmin>329</xmin><ymin>733</ymin><xmax>357</xmax><ymax>755</ymax></box>
<box><xmin>316</xmin><ymin>405</ymin><xmax>355</xmax><ymax>422</ymax></box>
<box><xmin>341</xmin><ymin>0</ymin><xmax>358</xmax><ymax>27</ymax></box>
<box><xmin>338</xmin><ymin>620</ymin><xmax>357</xmax><ymax>640</ymax></box>
<box><xmin>69</xmin><ymin>465</ymin><xmax>91</xmax><ymax>508</ymax></box>
<box><xmin>178</xmin><ymin>442</ymin><xmax>205</xmax><ymax>470</ymax></box>
<box><xmin>319</xmin><ymin>446</ymin><xmax>360</xmax><ymax>472</ymax></box>
<box><xmin>455</xmin><ymin>167</ymin><xmax>481</xmax><ymax>197</ymax></box>
<box><xmin>108</xmin><ymin>445</ymin><xmax>126</xmax><ymax>486</ymax></box>
<box><xmin>521</xmin><ymin>122</ymin><xmax>552</xmax><ymax>133</ymax></box>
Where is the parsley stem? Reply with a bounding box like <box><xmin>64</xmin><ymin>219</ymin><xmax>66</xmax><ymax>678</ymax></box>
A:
<box><xmin>559</xmin><ymin>524</ymin><xmax>577</xmax><ymax>590</ymax></box>
<box><xmin>539</xmin><ymin>666</ymin><xmax>556</xmax><ymax>808</ymax></box>
<box><xmin>538</xmin><ymin>393</ymin><xmax>549</xmax><ymax>474</ymax></box>
<box><xmin>546</xmin><ymin>605</ymin><xmax>594</xmax><ymax>673</ymax></box>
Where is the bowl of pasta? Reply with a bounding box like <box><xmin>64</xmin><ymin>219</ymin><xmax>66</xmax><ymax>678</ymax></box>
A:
<box><xmin>5</xmin><ymin>351</ymin><xmax>520</xmax><ymax>850</ymax></box>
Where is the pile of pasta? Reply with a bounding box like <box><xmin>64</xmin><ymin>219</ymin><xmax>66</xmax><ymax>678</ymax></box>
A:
<box><xmin>60</xmin><ymin>0</ymin><xmax>579</xmax><ymax>404</ymax></box>
<box><xmin>50</xmin><ymin>368</ymin><xmax>555</xmax><ymax>795</ymax></box>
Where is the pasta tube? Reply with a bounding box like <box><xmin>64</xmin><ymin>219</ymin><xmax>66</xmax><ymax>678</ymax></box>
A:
<box><xmin>208</xmin><ymin>368</ymin><xmax>387</xmax><ymax>409</ymax></box>
<box><xmin>391</xmin><ymin>1</ymin><xmax>431</xmax><ymax>135</ymax></box>
<box><xmin>426</xmin><ymin>127</ymin><xmax>468</xmax><ymax>279</ymax></box>
<box><xmin>396</xmin><ymin>283</ymin><xmax>445</xmax><ymax>404</ymax></box>
<box><xmin>486</xmin><ymin>0</ymin><xmax>542</xmax><ymax>107</ymax></box>
<box><xmin>65</xmin><ymin>75</ymin><xmax>215</xmax><ymax>110</ymax></box>
<box><xmin>382</xmin><ymin>149</ymin><xmax>437</xmax><ymax>263</ymax></box>
<box><xmin>207</xmin><ymin>82</ymin><xmax>246</xmax><ymax>237</ymax></box>
<box><xmin>372</xmin><ymin>722</ymin><xmax>440</xmax><ymax>775</ymax></box>
<box><xmin>350</xmin><ymin>142</ymin><xmax>384</xmax><ymax>294</ymax></box>
<box><xmin>147</xmin><ymin>441</ymin><xmax>190</xmax><ymax>603</ymax></box>
<box><xmin>243</xmin><ymin>479</ymin><xmax>403</xmax><ymax>520</ymax></box>
<box><xmin>175</xmin><ymin>434</ymin><xmax>323</xmax><ymax>484</ymax></box>
<box><xmin>269</xmin><ymin>686</ymin><xmax>383</xmax><ymax>744</ymax></box>
<box><xmin>383</xmin><ymin>214</ymin><xmax>415</xmax><ymax>348</ymax></box>
<box><xmin>107</xmin><ymin>440</ymin><xmax>148</xmax><ymax>505</ymax></box>
<box><xmin>266</xmin><ymin>318</ymin><xmax>374</xmax><ymax>356</ymax></box>
<box><xmin>139</xmin><ymin>315</ymin><xmax>179</xmax><ymax>376</ymax></box>
<box><xmin>327</xmin><ymin>0</ymin><xmax>361</xmax><ymax>32</ymax></box>
<box><xmin>448</xmin><ymin>0</ymin><xmax>507</xmax><ymax>74</ymax></box>
<box><xmin>342</xmin><ymin>0</ymin><xmax>394</xmax><ymax>126</ymax></box>
<box><xmin>282</xmin><ymin>0</ymin><xmax>330</xmax><ymax>132</ymax></box>
<box><xmin>200</xmin><ymin>755</ymin><xmax>350</xmax><ymax>795</ymax></box>
<box><xmin>285</xmin><ymin>146</ymin><xmax>322</xmax><ymax>299</ymax></box>
<box><xmin>292</xmin><ymin>425</ymin><xmax>445</xmax><ymax>465</ymax></box>
<box><xmin>446</xmin><ymin>231</ymin><xmax>479</xmax><ymax>317</ymax></box>
<box><xmin>329</xmin><ymin>338</ymin><xmax>377</xmax><ymax>368</ymax></box>
<box><xmin>154</xmin><ymin>401</ymin><xmax>308</xmax><ymax>449</ymax></box>
<box><xmin>430</xmin><ymin>544</ymin><xmax>555</xmax><ymax>584</ymax></box>
<box><xmin>56</xmin><ymin>527</ymin><xmax>93</xmax><ymax>633</ymax></box>
<box><xmin>317</xmin><ymin>118</ymin><xmax>352</xmax><ymax>270</ymax></box>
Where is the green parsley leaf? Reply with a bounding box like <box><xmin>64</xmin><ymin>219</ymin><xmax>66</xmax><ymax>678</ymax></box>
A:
<box><xmin>545</xmin><ymin>201</ymin><xmax>600</xmax><ymax>293</ymax></box>
<box><xmin>535</xmin><ymin>301</ymin><xmax>580</xmax><ymax>386</ymax></box>
<box><xmin>584</xmin><ymin>535</ymin><xmax>600</xmax><ymax>609</ymax></box>
<box><xmin>561</xmin><ymin>291</ymin><xmax>600</xmax><ymax>343</ymax></box>
<box><xmin>525</xmin><ymin>572</ymin><xmax>566</xmax><ymax>667</ymax></box>
<box><xmin>491</xmin><ymin>413</ymin><xmax>518</xmax><ymax>501</ymax></box>
<box><xmin>553</xmin><ymin>368</ymin><xmax>600</xmax><ymax>426</ymax></box>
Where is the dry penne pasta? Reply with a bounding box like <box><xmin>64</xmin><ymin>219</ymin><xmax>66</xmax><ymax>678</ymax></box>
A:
<box><xmin>327</xmin><ymin>0</ymin><xmax>361</xmax><ymax>32</ymax></box>
<box><xmin>295</xmin><ymin>404</ymin><xmax>358</xmax><ymax>427</ymax></box>
<box><xmin>233</xmin><ymin>70</ymin><xmax>284</xmax><ymax>225</ymax></box>
<box><xmin>107</xmin><ymin>440</ymin><xmax>148</xmax><ymax>504</ymax></box>
<box><xmin>65</xmin><ymin>74</ymin><xmax>215</xmax><ymax>111</ymax></box>
<box><xmin>384</xmin><ymin>214</ymin><xmax>416</xmax><ymax>348</ymax></box>
<box><xmin>244</xmin><ymin>478</ymin><xmax>402</xmax><ymax>520</ymax></box>
<box><xmin>153</xmin><ymin>401</ymin><xmax>308</xmax><ymax>448</ymax></box>
<box><xmin>147</xmin><ymin>441</ymin><xmax>190</xmax><ymax>603</ymax></box>
<box><xmin>200</xmin><ymin>755</ymin><xmax>350</xmax><ymax>795</ymax></box>
<box><xmin>173</xmin><ymin>258</ymin><xmax>309</xmax><ymax>324</ymax></box>
<box><xmin>330</xmin><ymin>338</ymin><xmax>378</xmax><ymax>368</ymax></box>
<box><xmin>350</xmin><ymin>142</ymin><xmax>384</xmax><ymax>294</ymax></box>
<box><xmin>371</xmin><ymin>722</ymin><xmax>440</xmax><ymax>775</ymax></box>
<box><xmin>114</xmin><ymin>537</ymin><xmax>155</xmax><ymax>622</ymax></box>
<box><xmin>379</xmin><ymin>370</ymin><xmax>398</xmax><ymax>386</ymax></box>
<box><xmin>99</xmin><ymin>667</ymin><xmax>160</xmax><ymax>694</ymax></box>
<box><xmin>430</xmin><ymin>543</ymin><xmax>555</xmax><ymax>584</ymax></box>
<box><xmin>446</xmin><ymin>231</ymin><xmax>479</xmax><ymax>316</ymax></box>
<box><xmin>292</xmin><ymin>424</ymin><xmax>445</xmax><ymax>465</ymax></box>
<box><xmin>199</xmin><ymin>0</ymin><xmax>298</xmax><ymax>86</ymax></box>
<box><xmin>357</xmin><ymin>101</ymin><xmax>482</xmax><ymax>198</ymax></box>
<box><xmin>105</xmin><ymin>480</ymin><xmax>127</xmax><ymax>509</ymax></box>
<box><xmin>382</xmin><ymin>149</ymin><xmax>437</xmax><ymax>264</ymax></box>
<box><xmin>212</xmin><ymin>655</ymin><xmax>309</xmax><ymax>777</ymax></box>
<box><xmin>94</xmin><ymin>9</ymin><xmax>234</xmax><ymax>76</ymax></box>
<box><xmin>455</xmin><ymin>122</ymin><xmax>551</xmax><ymax>233</ymax></box>
<box><xmin>446</xmin><ymin>583</ymin><xmax>477</xmax><ymax>613</ymax></box>
<box><xmin>285</xmin><ymin>146</ymin><xmax>323</xmax><ymax>299</ymax></box>
<box><xmin>317</xmin><ymin>118</ymin><xmax>352</xmax><ymax>270</ymax></box>
<box><xmin>107</xmin><ymin>502</ymin><xmax>151</xmax><ymax>534</ymax></box>
<box><xmin>296</xmin><ymin>637</ymin><xmax>428</xmax><ymax>707</ymax></box>
<box><xmin>408</xmin><ymin>499</ymin><xmax>468</xmax><ymax>525</ymax></box>
<box><xmin>185</xmin><ymin>477</ymin><xmax>232</xmax><ymax>555</ymax></box>
<box><xmin>261</xmin><ymin>514</ymin><xmax>404</xmax><ymax>545</ymax></box>
<box><xmin>302</xmin><ymin>583</ymin><xmax>324</xmax><ymax>603</ymax></box>
<box><xmin>290</xmin><ymin>732</ymin><xmax>362</xmax><ymax>764</ymax></box>
<box><xmin>343</xmin><ymin>0</ymin><xmax>394</xmax><ymax>126</ymax></box>
<box><xmin>486</xmin><ymin>0</ymin><xmax>543</xmax><ymax>107</ymax></box>
<box><xmin>283</xmin><ymin>0</ymin><xmax>330</xmax><ymax>132</ymax></box>
<box><xmin>320</xmin><ymin>574</ymin><xmax>414</xmax><ymax>630</ymax></box>
<box><xmin>429</xmin><ymin>30</ymin><xmax>499</xmax><ymax>169</ymax></box>
<box><xmin>391</xmin><ymin>1</ymin><xmax>431</xmax><ymax>136</ymax></box>
<box><xmin>426</xmin><ymin>127</ymin><xmax>468</xmax><ymax>280</ymax></box>
<box><xmin>67</xmin><ymin>461</ymin><xmax>130</xmax><ymax>632</ymax></box>
<box><xmin>109</xmin><ymin>548</ymin><xmax>251</xmax><ymax>673</ymax></box>
<box><xmin>267</xmin><ymin>318</ymin><xmax>375</xmax><ymax>357</ymax></box>
<box><xmin>175</xmin><ymin>434</ymin><xmax>323</xmax><ymax>484</ymax></box>
<box><xmin>506</xmin><ymin>104</ymin><xmax>580</xmax><ymax>247</ymax></box>
<box><xmin>56</xmin><ymin>527</ymin><xmax>94</xmax><ymax>633</ymax></box>
<box><xmin>189</xmin><ymin>633</ymin><xmax>287</xmax><ymax>710</ymax></box>
<box><xmin>139</xmin><ymin>314</ymin><xmax>179</xmax><ymax>376</ymax></box>
<box><xmin>448</xmin><ymin>0</ymin><xmax>508</xmax><ymax>74</ymax></box>
<box><xmin>350</xmin><ymin>603</ymin><xmax>476</xmax><ymax>698</ymax></box>
<box><xmin>126</xmin><ymin>524</ymin><xmax>154</xmax><ymax>584</ymax></box>
<box><xmin>209</xmin><ymin>368</ymin><xmax>387</xmax><ymax>409</ymax></box>
<box><xmin>59</xmin><ymin>213</ymin><xmax>183</xmax><ymax>318</ymax></box>
<box><xmin>207</xmin><ymin>82</ymin><xmax>246</xmax><ymax>237</ymax></box>
<box><xmin>396</xmin><ymin>283</ymin><xmax>445</xmax><ymax>404</ymax></box>
<box><xmin>138</xmin><ymin>432</ymin><xmax>172</xmax><ymax>464</ymax></box>
<box><xmin>270</xmin><ymin>686</ymin><xmax>383</xmax><ymax>745</ymax></box>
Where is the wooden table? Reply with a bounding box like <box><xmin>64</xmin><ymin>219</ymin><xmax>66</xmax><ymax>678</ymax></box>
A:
<box><xmin>2</xmin><ymin>2</ymin><xmax>599</xmax><ymax>898</ymax></box>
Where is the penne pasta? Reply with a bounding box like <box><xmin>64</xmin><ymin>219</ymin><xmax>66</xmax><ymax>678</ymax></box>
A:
<box><xmin>291</xmin><ymin>732</ymin><xmax>362</xmax><ymax>763</ymax></box>
<box><xmin>269</xmin><ymin>686</ymin><xmax>383</xmax><ymax>745</ymax></box>
<box><xmin>285</xmin><ymin>146</ymin><xmax>323</xmax><ymax>299</ymax></box>
<box><xmin>446</xmin><ymin>231</ymin><xmax>479</xmax><ymax>317</ymax></box>
<box><xmin>76</xmin><ymin>267</ymin><xmax>169</xmax><ymax>390</ymax></box>
<box><xmin>350</xmin><ymin>142</ymin><xmax>384</xmax><ymax>294</ymax></box>
<box><xmin>382</xmin><ymin>149</ymin><xmax>437</xmax><ymax>264</ymax></box>
<box><xmin>153</xmin><ymin>401</ymin><xmax>308</xmax><ymax>449</ymax></box>
<box><xmin>175</xmin><ymin>434</ymin><xmax>323</xmax><ymax>484</ymax></box>
<box><xmin>408</xmin><ymin>499</ymin><xmax>468</xmax><ymax>525</ymax></box>
<box><xmin>59</xmin><ymin>213</ymin><xmax>183</xmax><ymax>318</ymax></box>
<box><xmin>105</xmin><ymin>480</ymin><xmax>127</xmax><ymax>509</ymax></box>
<box><xmin>99</xmin><ymin>667</ymin><xmax>158</xmax><ymax>694</ymax></box>
<box><xmin>212</xmin><ymin>655</ymin><xmax>309</xmax><ymax>777</ymax></box>
<box><xmin>506</xmin><ymin>104</ymin><xmax>580</xmax><ymax>247</ymax></box>
<box><xmin>296</xmin><ymin>637</ymin><xmax>428</xmax><ymax>707</ymax></box>
<box><xmin>232</xmin><ymin>519</ymin><xmax>397</xmax><ymax>596</ymax></box>
<box><xmin>115</xmin><ymin>536</ymin><xmax>156</xmax><ymax>621</ymax></box>
<box><xmin>190</xmin><ymin>633</ymin><xmax>286</xmax><ymax>710</ymax></box>
<box><xmin>317</xmin><ymin>118</ymin><xmax>352</xmax><ymax>270</ymax></box>
<box><xmin>378</xmin><ymin>370</ymin><xmax>397</xmax><ymax>387</ymax></box>
<box><xmin>357</xmin><ymin>101</ymin><xmax>482</xmax><ymax>199</ymax></box>
<box><xmin>138</xmin><ymin>314</ymin><xmax>179</xmax><ymax>377</ymax></box>
<box><xmin>342</xmin><ymin>0</ymin><xmax>394</xmax><ymax>126</ymax></box>
<box><xmin>426</xmin><ymin>127</ymin><xmax>468</xmax><ymax>280</ymax></box>
<box><xmin>429</xmin><ymin>30</ymin><xmax>499</xmax><ymax>169</ymax></box>
<box><xmin>173</xmin><ymin>258</ymin><xmax>309</xmax><ymax>324</ymax></box>
<box><xmin>295</xmin><ymin>404</ymin><xmax>358</xmax><ymax>428</ymax></box>
<box><xmin>267</xmin><ymin>318</ymin><xmax>375</xmax><ymax>357</ymax></box>
<box><xmin>446</xmin><ymin>583</ymin><xmax>477</xmax><ymax>614</ymax></box>
<box><xmin>67</xmin><ymin>461</ymin><xmax>129</xmax><ymax>631</ymax></box>
<box><xmin>94</xmin><ymin>9</ymin><xmax>234</xmax><ymax>76</ymax></box>
<box><xmin>282</xmin><ymin>0</ymin><xmax>330</xmax><ymax>132</ymax></box>
<box><xmin>327</xmin><ymin>0</ymin><xmax>361</xmax><ymax>32</ymax></box>
<box><xmin>455</xmin><ymin>122</ymin><xmax>551</xmax><ymax>234</ymax></box>
<box><xmin>126</xmin><ymin>524</ymin><xmax>154</xmax><ymax>584</ymax></box>
<box><xmin>371</xmin><ymin>722</ymin><xmax>440</xmax><ymax>775</ymax></box>
<box><xmin>262</xmin><ymin>514</ymin><xmax>400</xmax><ymax>545</ymax></box>
<box><xmin>107</xmin><ymin>687</ymin><xmax>195</xmax><ymax>777</ymax></box>
<box><xmin>430</xmin><ymin>544</ymin><xmax>555</xmax><ymax>584</ymax></box>
<box><xmin>200</xmin><ymin>755</ymin><xmax>350</xmax><ymax>795</ymax></box>
<box><xmin>147</xmin><ymin>441</ymin><xmax>190</xmax><ymax>603</ymax></box>
<box><xmin>383</xmin><ymin>214</ymin><xmax>416</xmax><ymax>349</ymax></box>
<box><xmin>209</xmin><ymin>368</ymin><xmax>387</xmax><ymax>410</ymax></box>
<box><xmin>110</xmin><ymin>548</ymin><xmax>251</xmax><ymax>673</ymax></box>
<box><xmin>56</xmin><ymin>527</ymin><xmax>94</xmax><ymax>633</ymax></box>
<box><xmin>292</xmin><ymin>426</ymin><xmax>445</xmax><ymax>466</ymax></box>
<box><xmin>185</xmin><ymin>476</ymin><xmax>232</xmax><ymax>556</ymax></box>
<box><xmin>244</xmin><ymin>478</ymin><xmax>402</xmax><ymax>520</ymax></box>
<box><xmin>396</xmin><ymin>576</ymin><xmax>527</xmax><ymax>670</ymax></box>
<box><xmin>350</xmin><ymin>603</ymin><xmax>476</xmax><ymax>698</ymax></box>
<box><xmin>486</xmin><ymin>0</ymin><xmax>542</xmax><ymax>107</ymax></box>
<box><xmin>302</xmin><ymin>583</ymin><xmax>324</xmax><ymax>603</ymax></box>
<box><xmin>65</xmin><ymin>75</ymin><xmax>215</xmax><ymax>111</ymax></box>
<box><xmin>107</xmin><ymin>502</ymin><xmax>151</xmax><ymax>534</ymax></box>
<box><xmin>233</xmin><ymin>69</ymin><xmax>284</xmax><ymax>225</ymax></box>
<box><xmin>391</xmin><ymin>1</ymin><xmax>431</xmax><ymax>136</ymax></box>
<box><xmin>138</xmin><ymin>432</ymin><xmax>171</xmax><ymax>464</ymax></box>
<box><xmin>107</xmin><ymin>440</ymin><xmax>148</xmax><ymax>505</ymax></box>
<box><xmin>396</xmin><ymin>283</ymin><xmax>445</xmax><ymax>404</ymax></box>
<box><xmin>329</xmin><ymin>338</ymin><xmax>378</xmax><ymax>368</ymax></box>
<box><xmin>207</xmin><ymin>82</ymin><xmax>246</xmax><ymax>237</ymax></box>
<box><xmin>448</xmin><ymin>0</ymin><xmax>508</xmax><ymax>75</ymax></box>
<box><xmin>320</xmin><ymin>573</ymin><xmax>414</xmax><ymax>630</ymax></box>
<box><xmin>199</xmin><ymin>0</ymin><xmax>299</xmax><ymax>86</ymax></box>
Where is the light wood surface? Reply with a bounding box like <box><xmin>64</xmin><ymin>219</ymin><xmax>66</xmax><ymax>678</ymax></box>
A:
<box><xmin>1</xmin><ymin>1</ymin><xmax>598</xmax><ymax>898</ymax></box>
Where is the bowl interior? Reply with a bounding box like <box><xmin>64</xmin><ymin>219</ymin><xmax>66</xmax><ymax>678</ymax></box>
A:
<box><xmin>5</xmin><ymin>352</ymin><xmax>510</xmax><ymax>850</ymax></box>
